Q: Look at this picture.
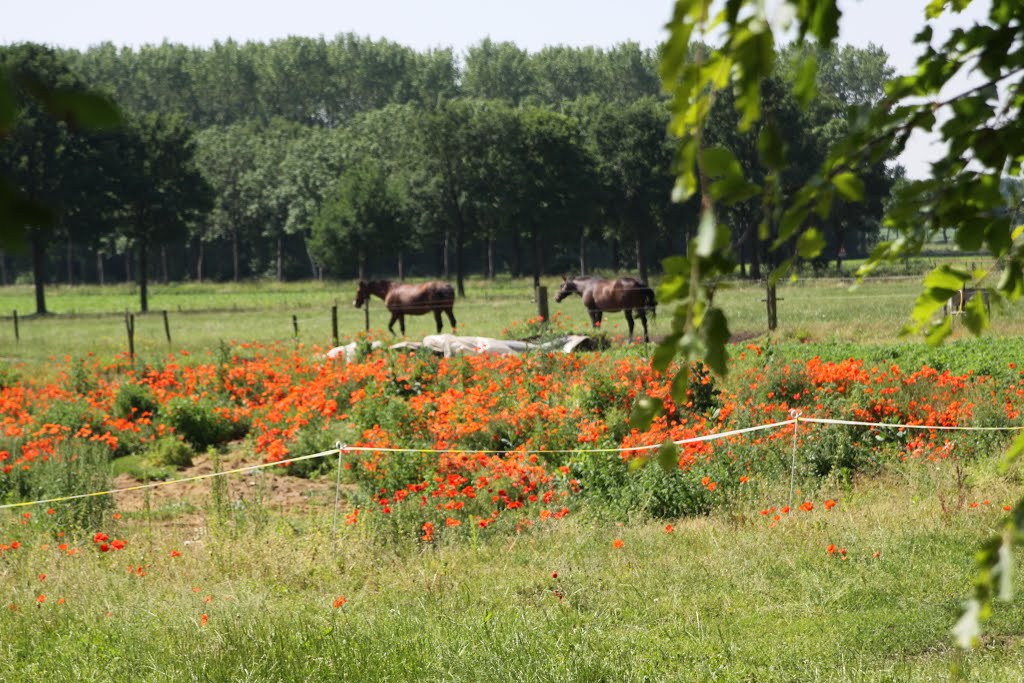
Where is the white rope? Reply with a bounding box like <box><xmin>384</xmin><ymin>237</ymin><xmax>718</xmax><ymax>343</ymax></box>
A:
<box><xmin>4</xmin><ymin>413</ymin><xmax>1018</xmax><ymax>513</ymax></box>
<box><xmin>0</xmin><ymin>447</ymin><xmax>341</xmax><ymax>511</ymax></box>
<box><xmin>798</xmin><ymin>416</ymin><xmax>1024</xmax><ymax>432</ymax></box>
<box><xmin>339</xmin><ymin>419</ymin><xmax>798</xmax><ymax>456</ymax></box>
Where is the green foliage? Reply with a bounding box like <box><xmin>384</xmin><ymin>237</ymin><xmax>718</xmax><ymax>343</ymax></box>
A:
<box><xmin>571</xmin><ymin>454</ymin><xmax>714</xmax><ymax>519</ymax></box>
<box><xmin>164</xmin><ymin>397</ymin><xmax>246</xmax><ymax>451</ymax></box>
<box><xmin>8</xmin><ymin>438</ymin><xmax>113</xmax><ymax>530</ymax></box>
<box><xmin>145</xmin><ymin>436</ymin><xmax>195</xmax><ymax>469</ymax></box>
<box><xmin>112</xmin><ymin>382</ymin><xmax>159</xmax><ymax>420</ymax></box>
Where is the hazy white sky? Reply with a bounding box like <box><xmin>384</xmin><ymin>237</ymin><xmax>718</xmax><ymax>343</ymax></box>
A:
<box><xmin>3</xmin><ymin>0</ymin><xmax>991</xmax><ymax>177</ymax></box>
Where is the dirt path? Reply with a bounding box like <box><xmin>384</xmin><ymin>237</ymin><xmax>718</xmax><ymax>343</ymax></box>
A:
<box><xmin>111</xmin><ymin>452</ymin><xmax>342</xmax><ymax>518</ymax></box>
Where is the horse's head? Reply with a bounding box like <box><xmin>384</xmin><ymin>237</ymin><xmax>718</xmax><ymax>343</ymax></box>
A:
<box><xmin>554</xmin><ymin>277</ymin><xmax>580</xmax><ymax>303</ymax></box>
<box><xmin>353</xmin><ymin>280</ymin><xmax>370</xmax><ymax>308</ymax></box>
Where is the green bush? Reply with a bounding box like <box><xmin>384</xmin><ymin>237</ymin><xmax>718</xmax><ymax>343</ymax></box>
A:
<box><xmin>571</xmin><ymin>455</ymin><xmax>715</xmax><ymax>519</ymax></box>
<box><xmin>12</xmin><ymin>439</ymin><xmax>113</xmax><ymax>531</ymax></box>
<box><xmin>145</xmin><ymin>437</ymin><xmax>195</xmax><ymax>468</ymax></box>
<box><xmin>0</xmin><ymin>363</ymin><xmax>21</xmax><ymax>389</ymax></box>
<box><xmin>164</xmin><ymin>398</ymin><xmax>247</xmax><ymax>450</ymax></box>
<box><xmin>113</xmin><ymin>383</ymin><xmax>159</xmax><ymax>420</ymax></box>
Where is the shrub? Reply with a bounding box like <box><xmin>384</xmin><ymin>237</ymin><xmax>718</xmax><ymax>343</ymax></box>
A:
<box><xmin>113</xmin><ymin>383</ymin><xmax>159</xmax><ymax>420</ymax></box>
<box><xmin>164</xmin><ymin>398</ymin><xmax>246</xmax><ymax>450</ymax></box>
<box><xmin>0</xmin><ymin>363</ymin><xmax>21</xmax><ymax>389</ymax></box>
<box><xmin>571</xmin><ymin>455</ymin><xmax>715</xmax><ymax>519</ymax></box>
<box><xmin>12</xmin><ymin>439</ymin><xmax>113</xmax><ymax>531</ymax></box>
<box><xmin>146</xmin><ymin>437</ymin><xmax>195</xmax><ymax>468</ymax></box>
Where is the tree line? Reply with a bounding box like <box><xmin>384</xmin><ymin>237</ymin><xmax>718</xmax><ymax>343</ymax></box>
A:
<box><xmin>1</xmin><ymin>35</ymin><xmax>900</xmax><ymax>313</ymax></box>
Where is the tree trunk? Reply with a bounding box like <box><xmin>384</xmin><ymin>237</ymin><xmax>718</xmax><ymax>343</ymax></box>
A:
<box><xmin>750</xmin><ymin>236</ymin><xmax>762</xmax><ymax>280</ymax></box>
<box><xmin>454</xmin><ymin>218</ymin><xmax>466</xmax><ymax>297</ymax></box>
<box><xmin>357</xmin><ymin>251</ymin><xmax>366</xmax><ymax>282</ymax></box>
<box><xmin>398</xmin><ymin>251</ymin><xmax>405</xmax><ymax>281</ymax></box>
<box><xmin>531</xmin><ymin>228</ymin><xmax>541</xmax><ymax>289</ymax></box>
<box><xmin>66</xmin><ymin>237</ymin><xmax>73</xmax><ymax>285</ymax></box>
<box><xmin>276</xmin><ymin>236</ymin><xmax>283</xmax><ymax>281</ymax></box>
<box><xmin>31</xmin><ymin>235</ymin><xmax>47</xmax><ymax>315</ymax></box>
<box><xmin>196</xmin><ymin>241</ymin><xmax>204</xmax><ymax>283</ymax></box>
<box><xmin>487</xmin><ymin>237</ymin><xmax>495</xmax><ymax>280</ymax></box>
<box><xmin>636</xmin><ymin>233</ymin><xmax>648</xmax><ymax>282</ymax></box>
<box><xmin>511</xmin><ymin>229</ymin><xmax>521</xmax><ymax>279</ymax></box>
<box><xmin>138</xmin><ymin>239</ymin><xmax>149</xmax><ymax>313</ymax></box>
<box><xmin>611</xmin><ymin>238</ymin><xmax>620</xmax><ymax>271</ymax></box>
<box><xmin>579</xmin><ymin>231</ymin><xmax>587</xmax><ymax>276</ymax></box>
<box><xmin>0</xmin><ymin>250</ymin><xmax>7</xmax><ymax>286</ymax></box>
<box><xmin>232</xmin><ymin>227</ymin><xmax>240</xmax><ymax>282</ymax></box>
<box><xmin>97</xmin><ymin>252</ymin><xmax>105</xmax><ymax>286</ymax></box>
<box><xmin>125</xmin><ymin>249</ymin><xmax>132</xmax><ymax>284</ymax></box>
<box><xmin>161</xmin><ymin>245</ymin><xmax>169</xmax><ymax>284</ymax></box>
<box><xmin>442</xmin><ymin>230</ymin><xmax>450</xmax><ymax>280</ymax></box>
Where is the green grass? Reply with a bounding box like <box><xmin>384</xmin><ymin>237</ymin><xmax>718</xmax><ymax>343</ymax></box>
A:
<box><xmin>1</xmin><ymin>466</ymin><xmax>1022</xmax><ymax>682</ymax></box>
<box><xmin>2</xmin><ymin>274</ymin><xmax>1024</xmax><ymax>367</ymax></box>
<box><xmin>2</xmin><ymin>274</ymin><xmax>1024</xmax><ymax>680</ymax></box>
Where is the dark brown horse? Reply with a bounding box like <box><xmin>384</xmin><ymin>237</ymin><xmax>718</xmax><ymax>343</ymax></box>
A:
<box><xmin>354</xmin><ymin>280</ymin><xmax>457</xmax><ymax>335</ymax></box>
<box><xmin>943</xmin><ymin>287</ymin><xmax>991</xmax><ymax>318</ymax></box>
<box><xmin>554</xmin><ymin>275</ymin><xmax>656</xmax><ymax>342</ymax></box>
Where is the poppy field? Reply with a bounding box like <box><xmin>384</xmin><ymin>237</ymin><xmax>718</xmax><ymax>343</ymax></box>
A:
<box><xmin>2</xmin><ymin>282</ymin><xmax>1024</xmax><ymax>680</ymax></box>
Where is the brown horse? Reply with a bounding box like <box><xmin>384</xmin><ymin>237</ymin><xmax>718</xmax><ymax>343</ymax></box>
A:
<box><xmin>943</xmin><ymin>287</ymin><xmax>991</xmax><ymax>318</ymax></box>
<box><xmin>554</xmin><ymin>275</ymin><xmax>656</xmax><ymax>342</ymax></box>
<box><xmin>354</xmin><ymin>280</ymin><xmax>457</xmax><ymax>335</ymax></box>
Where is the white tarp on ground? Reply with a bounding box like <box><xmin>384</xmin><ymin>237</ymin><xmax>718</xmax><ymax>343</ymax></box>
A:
<box><xmin>326</xmin><ymin>334</ymin><xmax>595</xmax><ymax>361</ymax></box>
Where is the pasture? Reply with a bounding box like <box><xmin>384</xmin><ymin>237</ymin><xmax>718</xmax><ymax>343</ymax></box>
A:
<box><xmin>3</xmin><ymin>274</ymin><xmax>1023</xmax><ymax>365</ymax></box>
<box><xmin>1</xmin><ymin>275</ymin><xmax>1024</xmax><ymax>682</ymax></box>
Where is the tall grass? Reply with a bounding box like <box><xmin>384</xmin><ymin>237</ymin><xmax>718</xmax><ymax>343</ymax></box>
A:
<box><xmin>0</xmin><ymin>465</ymin><xmax>1022</xmax><ymax>682</ymax></box>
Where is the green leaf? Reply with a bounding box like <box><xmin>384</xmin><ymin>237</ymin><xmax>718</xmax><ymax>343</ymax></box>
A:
<box><xmin>702</xmin><ymin>308</ymin><xmax>730</xmax><ymax>375</ymax></box>
<box><xmin>701</xmin><ymin>146</ymin><xmax>744</xmax><ymax>179</ymax></box>
<box><xmin>710</xmin><ymin>175</ymin><xmax>761</xmax><ymax>205</ymax></box>
<box><xmin>793</xmin><ymin>55</ymin><xmax>818</xmax><ymax>109</ymax></box>
<box><xmin>832</xmin><ymin>172</ymin><xmax>864</xmax><ymax>201</ymax></box>
<box><xmin>999</xmin><ymin>431</ymin><xmax>1024</xmax><ymax>473</ymax></box>
<box><xmin>924</xmin><ymin>316</ymin><xmax>952</xmax><ymax>345</ymax></box>
<box><xmin>797</xmin><ymin>228</ymin><xmax>826</xmax><ymax>259</ymax></box>
<box><xmin>757</xmin><ymin>122</ymin><xmax>786</xmax><ymax>169</ymax></box>
<box><xmin>695</xmin><ymin>210</ymin><xmax>718</xmax><ymax>257</ymax></box>
<box><xmin>923</xmin><ymin>265</ymin><xmax>971</xmax><ymax>291</ymax></box>
<box><xmin>670</xmin><ymin>364</ymin><xmax>691</xmax><ymax>406</ymax></box>
<box><xmin>629</xmin><ymin>396</ymin><xmax>664</xmax><ymax>431</ymax></box>
<box><xmin>652</xmin><ymin>333</ymin><xmax>681</xmax><ymax>372</ymax></box>
<box><xmin>657</xmin><ymin>439</ymin><xmax>680</xmax><ymax>473</ymax></box>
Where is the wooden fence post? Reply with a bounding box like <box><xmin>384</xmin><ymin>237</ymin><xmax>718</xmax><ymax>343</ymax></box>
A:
<box><xmin>292</xmin><ymin>314</ymin><xmax>299</xmax><ymax>342</ymax></box>
<box><xmin>331</xmin><ymin>305</ymin><xmax>339</xmax><ymax>347</ymax></box>
<box><xmin>536</xmin><ymin>286</ymin><xmax>549</xmax><ymax>322</ymax></box>
<box><xmin>125</xmin><ymin>312</ymin><xmax>135</xmax><ymax>358</ymax></box>
<box><xmin>765</xmin><ymin>283</ymin><xmax>778</xmax><ymax>332</ymax></box>
<box><xmin>12</xmin><ymin>310</ymin><xmax>18</xmax><ymax>343</ymax></box>
<box><xmin>162</xmin><ymin>310</ymin><xmax>172</xmax><ymax>346</ymax></box>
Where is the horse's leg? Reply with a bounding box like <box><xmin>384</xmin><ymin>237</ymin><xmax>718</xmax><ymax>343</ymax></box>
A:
<box><xmin>388</xmin><ymin>313</ymin><xmax>398</xmax><ymax>336</ymax></box>
<box><xmin>446</xmin><ymin>308</ymin><xmax>456</xmax><ymax>331</ymax></box>
<box><xmin>433</xmin><ymin>310</ymin><xmax>443</xmax><ymax>334</ymax></box>
<box><xmin>589</xmin><ymin>309</ymin><xmax>599</xmax><ymax>328</ymax></box>
<box><xmin>637</xmin><ymin>309</ymin><xmax>649</xmax><ymax>343</ymax></box>
<box><xmin>399</xmin><ymin>314</ymin><xmax>406</xmax><ymax>336</ymax></box>
<box><xmin>624</xmin><ymin>310</ymin><xmax>635</xmax><ymax>342</ymax></box>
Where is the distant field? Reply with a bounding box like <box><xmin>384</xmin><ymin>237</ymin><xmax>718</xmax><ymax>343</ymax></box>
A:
<box><xmin>1</xmin><ymin>273</ymin><xmax>1022</xmax><ymax>366</ymax></box>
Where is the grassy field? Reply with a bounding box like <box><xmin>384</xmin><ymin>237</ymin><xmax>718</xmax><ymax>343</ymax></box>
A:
<box><xmin>2</xmin><ymin>274</ymin><xmax>1023</xmax><ymax>366</ymax></box>
<box><xmin>1</xmin><ymin>468</ymin><xmax>1023</xmax><ymax>682</ymax></box>
<box><xmin>2</xmin><ymin>275</ymin><xmax>1024</xmax><ymax>681</ymax></box>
